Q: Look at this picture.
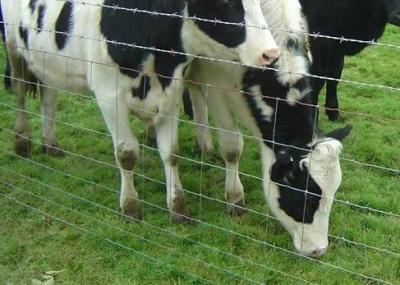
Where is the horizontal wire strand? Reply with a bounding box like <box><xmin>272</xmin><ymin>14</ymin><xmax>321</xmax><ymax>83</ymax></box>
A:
<box><xmin>0</xmin><ymin>147</ymin><xmax>395</xmax><ymax>284</ymax></box>
<box><xmin>0</xmin><ymin>167</ymin><xmax>314</xmax><ymax>285</ymax></box>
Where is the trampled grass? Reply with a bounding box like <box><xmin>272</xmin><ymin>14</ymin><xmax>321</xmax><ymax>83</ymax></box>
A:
<box><xmin>0</xmin><ymin>26</ymin><xmax>399</xmax><ymax>284</ymax></box>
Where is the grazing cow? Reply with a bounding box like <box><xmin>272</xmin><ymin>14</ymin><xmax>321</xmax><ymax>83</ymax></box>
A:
<box><xmin>1</xmin><ymin>0</ymin><xmax>280</xmax><ymax>222</ymax></box>
<box><xmin>300</xmin><ymin>0</ymin><xmax>400</xmax><ymax>120</ymax></box>
<box><xmin>185</xmin><ymin>0</ymin><xmax>351</xmax><ymax>257</ymax></box>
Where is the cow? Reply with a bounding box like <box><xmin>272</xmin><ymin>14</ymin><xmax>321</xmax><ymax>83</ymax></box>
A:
<box><xmin>1</xmin><ymin>0</ymin><xmax>280</xmax><ymax>223</ymax></box>
<box><xmin>184</xmin><ymin>0</ymin><xmax>351</xmax><ymax>257</ymax></box>
<box><xmin>301</xmin><ymin>0</ymin><xmax>400</xmax><ymax>121</ymax></box>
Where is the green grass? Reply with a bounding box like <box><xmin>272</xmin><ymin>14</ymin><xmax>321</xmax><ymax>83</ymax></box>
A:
<box><xmin>0</xmin><ymin>26</ymin><xmax>399</xmax><ymax>284</ymax></box>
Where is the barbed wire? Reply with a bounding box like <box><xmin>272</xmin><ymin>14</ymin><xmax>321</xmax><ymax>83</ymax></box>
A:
<box><xmin>1</xmin><ymin>21</ymin><xmax>400</xmax><ymax>94</ymax></box>
<box><xmin>0</xmin><ymin>2</ymin><xmax>399</xmax><ymax>283</ymax></box>
<box><xmin>56</xmin><ymin>0</ymin><xmax>400</xmax><ymax>50</ymax></box>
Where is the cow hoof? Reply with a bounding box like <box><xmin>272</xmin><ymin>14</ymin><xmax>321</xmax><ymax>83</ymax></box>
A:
<box><xmin>227</xmin><ymin>199</ymin><xmax>247</xmax><ymax>217</ymax></box>
<box><xmin>41</xmin><ymin>144</ymin><xmax>64</xmax><ymax>157</ymax></box>
<box><xmin>15</xmin><ymin>136</ymin><xmax>31</xmax><ymax>157</ymax></box>
<box><xmin>121</xmin><ymin>199</ymin><xmax>142</xmax><ymax>222</ymax></box>
<box><xmin>170</xmin><ymin>212</ymin><xmax>192</xmax><ymax>224</ymax></box>
<box><xmin>169</xmin><ymin>194</ymin><xmax>191</xmax><ymax>223</ymax></box>
<box><xmin>197</xmin><ymin>142</ymin><xmax>215</xmax><ymax>155</ymax></box>
<box><xmin>326</xmin><ymin>109</ymin><xmax>340</xmax><ymax>121</ymax></box>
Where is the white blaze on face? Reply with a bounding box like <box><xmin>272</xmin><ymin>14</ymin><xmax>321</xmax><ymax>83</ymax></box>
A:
<box><xmin>261</xmin><ymin>139</ymin><xmax>343</xmax><ymax>257</ymax></box>
<box><xmin>237</xmin><ymin>0</ymin><xmax>279</xmax><ymax>66</ymax></box>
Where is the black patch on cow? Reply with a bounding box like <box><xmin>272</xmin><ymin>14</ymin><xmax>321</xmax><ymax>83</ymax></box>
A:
<box><xmin>242</xmin><ymin>65</ymin><xmax>322</xmax><ymax>223</ymax></box>
<box><xmin>55</xmin><ymin>1</ymin><xmax>73</xmax><ymax>50</ymax></box>
<box><xmin>132</xmin><ymin>75</ymin><xmax>151</xmax><ymax>100</ymax></box>
<box><xmin>271</xmin><ymin>157</ymin><xmax>322</xmax><ymax>223</ymax></box>
<box><xmin>37</xmin><ymin>5</ymin><xmax>46</xmax><ymax>32</ymax></box>
<box><xmin>300</xmin><ymin>0</ymin><xmax>393</xmax><ymax>114</ymax></box>
<box><xmin>294</xmin><ymin>77</ymin><xmax>309</xmax><ymax>92</ymax></box>
<box><xmin>19</xmin><ymin>24</ymin><xmax>29</xmax><ymax>48</ymax></box>
<box><xmin>242</xmin><ymin>67</ymin><xmax>314</xmax><ymax>150</ymax></box>
<box><xmin>187</xmin><ymin>0</ymin><xmax>246</xmax><ymax>48</ymax></box>
<box><xmin>29</xmin><ymin>0</ymin><xmax>38</xmax><ymax>13</ymax></box>
<box><xmin>287</xmin><ymin>37</ymin><xmax>300</xmax><ymax>51</ymax></box>
<box><xmin>100</xmin><ymin>0</ymin><xmax>187</xmax><ymax>89</ymax></box>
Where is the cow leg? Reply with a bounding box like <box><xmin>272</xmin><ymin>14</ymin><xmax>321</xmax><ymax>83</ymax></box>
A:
<box><xmin>155</xmin><ymin>94</ymin><xmax>189</xmax><ymax>223</ymax></box>
<box><xmin>207</xmin><ymin>93</ymin><xmax>245</xmax><ymax>217</ymax></box>
<box><xmin>40</xmin><ymin>86</ymin><xmax>63</xmax><ymax>156</ymax></box>
<box><xmin>95</xmin><ymin>91</ymin><xmax>142</xmax><ymax>221</ymax></box>
<box><xmin>325</xmin><ymin>55</ymin><xmax>345</xmax><ymax>121</ymax></box>
<box><xmin>13</xmin><ymin>88</ymin><xmax>31</xmax><ymax>157</ymax></box>
<box><xmin>186</xmin><ymin>84</ymin><xmax>214</xmax><ymax>154</ymax></box>
<box><xmin>8</xmin><ymin>53</ymin><xmax>32</xmax><ymax>157</ymax></box>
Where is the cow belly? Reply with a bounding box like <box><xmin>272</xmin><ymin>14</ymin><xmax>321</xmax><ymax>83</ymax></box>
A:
<box><xmin>22</xmin><ymin>49</ymin><xmax>89</xmax><ymax>92</ymax></box>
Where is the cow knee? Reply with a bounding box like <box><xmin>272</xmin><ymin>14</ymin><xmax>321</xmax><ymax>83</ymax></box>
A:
<box><xmin>116</xmin><ymin>144</ymin><xmax>137</xmax><ymax>170</ymax></box>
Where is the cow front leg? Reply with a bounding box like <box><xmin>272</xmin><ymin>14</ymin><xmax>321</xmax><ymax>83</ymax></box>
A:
<box><xmin>96</xmin><ymin>91</ymin><xmax>142</xmax><ymax>221</ymax></box>
<box><xmin>207</xmin><ymin>93</ymin><xmax>245</xmax><ymax>217</ymax></box>
<box><xmin>155</xmin><ymin>96</ymin><xmax>189</xmax><ymax>223</ymax></box>
<box><xmin>8</xmin><ymin>53</ymin><xmax>32</xmax><ymax>157</ymax></box>
<box><xmin>40</xmin><ymin>86</ymin><xmax>63</xmax><ymax>156</ymax></box>
<box><xmin>13</xmin><ymin>87</ymin><xmax>31</xmax><ymax>157</ymax></box>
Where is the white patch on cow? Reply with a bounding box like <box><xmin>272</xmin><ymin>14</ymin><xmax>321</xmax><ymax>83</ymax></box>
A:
<box><xmin>181</xmin><ymin>6</ymin><xmax>239</xmax><ymax>65</ymax></box>
<box><xmin>182</xmin><ymin>2</ymin><xmax>278</xmax><ymax>67</ymax></box>
<box><xmin>261</xmin><ymin>0</ymin><xmax>309</xmax><ymax>84</ymax></box>
<box><xmin>302</xmin><ymin>139</ymin><xmax>343</xmax><ymax>197</ymax></box>
<box><xmin>250</xmin><ymin>85</ymin><xmax>275</xmax><ymax>121</ymax></box>
<box><xmin>286</xmin><ymin>84</ymin><xmax>311</xmax><ymax>105</ymax></box>
<box><xmin>237</xmin><ymin>0</ymin><xmax>279</xmax><ymax>66</ymax></box>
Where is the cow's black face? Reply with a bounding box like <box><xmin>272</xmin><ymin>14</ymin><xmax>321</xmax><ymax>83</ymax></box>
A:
<box><xmin>384</xmin><ymin>0</ymin><xmax>400</xmax><ymax>26</ymax></box>
<box><xmin>271</xmin><ymin>150</ymin><xmax>322</xmax><ymax>224</ymax></box>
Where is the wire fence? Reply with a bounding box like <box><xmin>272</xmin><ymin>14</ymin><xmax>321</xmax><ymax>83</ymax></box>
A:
<box><xmin>0</xmin><ymin>1</ymin><xmax>399</xmax><ymax>284</ymax></box>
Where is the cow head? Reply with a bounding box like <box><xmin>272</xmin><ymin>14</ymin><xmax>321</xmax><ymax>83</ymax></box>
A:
<box><xmin>384</xmin><ymin>0</ymin><xmax>400</xmax><ymax>26</ymax></box>
<box><xmin>186</xmin><ymin>0</ymin><xmax>279</xmax><ymax>66</ymax></box>
<box><xmin>263</xmin><ymin>125</ymin><xmax>352</xmax><ymax>257</ymax></box>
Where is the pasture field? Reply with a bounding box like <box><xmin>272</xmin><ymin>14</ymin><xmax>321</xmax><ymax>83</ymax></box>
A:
<box><xmin>0</xmin><ymin>27</ymin><xmax>399</xmax><ymax>284</ymax></box>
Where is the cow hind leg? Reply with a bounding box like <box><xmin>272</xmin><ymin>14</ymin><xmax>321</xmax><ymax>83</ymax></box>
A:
<box><xmin>207</xmin><ymin>93</ymin><xmax>245</xmax><ymax>217</ymax></box>
<box><xmin>155</xmin><ymin>97</ymin><xmax>190</xmax><ymax>223</ymax></box>
<box><xmin>40</xmin><ymin>86</ymin><xmax>63</xmax><ymax>156</ymax></box>
<box><xmin>186</xmin><ymin>84</ymin><xmax>215</xmax><ymax>155</ymax></box>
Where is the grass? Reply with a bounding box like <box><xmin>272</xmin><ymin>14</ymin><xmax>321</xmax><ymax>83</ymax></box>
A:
<box><xmin>0</xmin><ymin>26</ymin><xmax>399</xmax><ymax>284</ymax></box>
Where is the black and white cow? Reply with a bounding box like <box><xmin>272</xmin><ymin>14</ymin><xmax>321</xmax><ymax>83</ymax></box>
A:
<box><xmin>300</xmin><ymin>0</ymin><xmax>400</xmax><ymax>121</ymax></box>
<box><xmin>1</xmin><ymin>0</ymin><xmax>280</xmax><ymax>222</ymax></box>
<box><xmin>185</xmin><ymin>0</ymin><xmax>351</xmax><ymax>257</ymax></box>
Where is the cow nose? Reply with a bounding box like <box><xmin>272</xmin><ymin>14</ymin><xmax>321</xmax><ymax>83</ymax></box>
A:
<box><xmin>261</xmin><ymin>48</ymin><xmax>280</xmax><ymax>66</ymax></box>
<box><xmin>309</xmin><ymin>247</ymin><xmax>328</xmax><ymax>258</ymax></box>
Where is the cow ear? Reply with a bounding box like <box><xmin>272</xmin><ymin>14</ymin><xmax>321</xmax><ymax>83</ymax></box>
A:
<box><xmin>271</xmin><ymin>150</ymin><xmax>293</xmax><ymax>181</ymax></box>
<box><xmin>325</xmin><ymin>125</ymin><xmax>352</xmax><ymax>141</ymax></box>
